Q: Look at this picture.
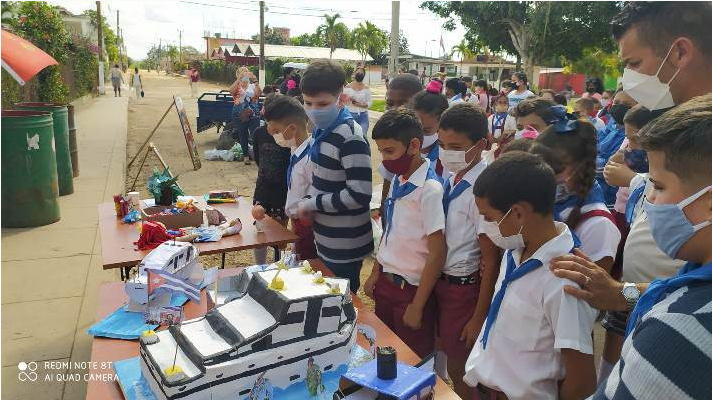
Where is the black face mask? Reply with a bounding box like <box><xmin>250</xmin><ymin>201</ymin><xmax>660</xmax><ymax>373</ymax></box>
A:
<box><xmin>354</xmin><ymin>73</ymin><xmax>365</xmax><ymax>82</ymax></box>
<box><xmin>587</xmin><ymin>86</ymin><xmax>595</xmax><ymax>93</ymax></box>
<box><xmin>610</xmin><ymin>104</ymin><xmax>631</xmax><ymax>125</ymax></box>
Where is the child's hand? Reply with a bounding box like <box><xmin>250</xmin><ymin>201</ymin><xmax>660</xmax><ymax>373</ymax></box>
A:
<box><xmin>604</xmin><ymin>161</ymin><xmax>636</xmax><ymax>187</ymax></box>
<box><xmin>363</xmin><ymin>272</ymin><xmax>378</xmax><ymax>299</ymax></box>
<box><xmin>460</xmin><ymin>315</ymin><xmax>485</xmax><ymax>348</ymax></box>
<box><xmin>609</xmin><ymin>149</ymin><xmax>625</xmax><ymax>164</ymax></box>
<box><xmin>402</xmin><ymin>303</ymin><xmax>423</xmax><ymax>330</ymax></box>
<box><xmin>251</xmin><ymin>205</ymin><xmax>266</xmax><ymax>220</ymax></box>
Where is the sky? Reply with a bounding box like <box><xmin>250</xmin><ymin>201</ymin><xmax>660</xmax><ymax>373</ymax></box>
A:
<box><xmin>47</xmin><ymin>0</ymin><xmax>468</xmax><ymax>61</ymax></box>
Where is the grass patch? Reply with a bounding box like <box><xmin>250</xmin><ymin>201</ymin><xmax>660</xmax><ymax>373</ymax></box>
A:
<box><xmin>369</xmin><ymin>99</ymin><xmax>385</xmax><ymax>113</ymax></box>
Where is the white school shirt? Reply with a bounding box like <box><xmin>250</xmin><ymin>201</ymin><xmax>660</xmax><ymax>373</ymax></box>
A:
<box><xmin>464</xmin><ymin>222</ymin><xmax>597</xmax><ymax>400</ymax></box>
<box><xmin>622</xmin><ymin>175</ymin><xmax>686</xmax><ymax>282</ymax></box>
<box><xmin>507</xmin><ymin>89</ymin><xmax>534</xmax><ymax>111</ymax></box>
<box><xmin>376</xmin><ymin>159</ymin><xmax>445</xmax><ymax>286</ymax></box>
<box><xmin>284</xmin><ymin>139</ymin><xmax>314</xmax><ymax>218</ymax></box>
<box><xmin>443</xmin><ymin>160</ymin><xmax>488</xmax><ymax>276</ymax></box>
<box><xmin>558</xmin><ymin>202</ymin><xmax>620</xmax><ymax>263</ymax></box>
<box><xmin>487</xmin><ymin>113</ymin><xmax>517</xmax><ymax>139</ymax></box>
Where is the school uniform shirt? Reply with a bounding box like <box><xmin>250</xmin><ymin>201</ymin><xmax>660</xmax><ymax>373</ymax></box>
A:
<box><xmin>591</xmin><ymin>116</ymin><xmax>606</xmax><ymax>132</ymax></box>
<box><xmin>487</xmin><ymin>113</ymin><xmax>517</xmax><ymax>139</ymax></box>
<box><xmin>284</xmin><ymin>138</ymin><xmax>314</xmax><ymax>218</ymax></box>
<box><xmin>448</xmin><ymin>94</ymin><xmax>465</xmax><ymax>107</ymax></box>
<box><xmin>377</xmin><ymin>159</ymin><xmax>445</xmax><ymax>286</ymax></box>
<box><xmin>622</xmin><ymin>176</ymin><xmax>686</xmax><ymax>282</ymax></box>
<box><xmin>507</xmin><ymin>89</ymin><xmax>535</xmax><ymax>111</ymax></box>
<box><xmin>443</xmin><ymin>160</ymin><xmax>488</xmax><ymax>276</ymax></box>
<box><xmin>464</xmin><ymin>222</ymin><xmax>597</xmax><ymax>400</ymax></box>
<box><xmin>557</xmin><ymin>201</ymin><xmax>621</xmax><ymax>263</ymax></box>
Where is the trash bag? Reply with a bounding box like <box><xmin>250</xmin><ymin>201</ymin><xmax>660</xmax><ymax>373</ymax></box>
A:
<box><xmin>230</xmin><ymin>143</ymin><xmax>244</xmax><ymax>161</ymax></box>
<box><xmin>204</xmin><ymin>149</ymin><xmax>235</xmax><ymax>162</ymax></box>
<box><xmin>216</xmin><ymin>129</ymin><xmax>236</xmax><ymax>150</ymax></box>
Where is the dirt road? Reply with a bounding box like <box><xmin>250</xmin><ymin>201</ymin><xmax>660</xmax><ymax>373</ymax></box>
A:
<box><xmin>124</xmin><ymin>71</ymin><xmax>381</xmax><ymax>292</ymax></box>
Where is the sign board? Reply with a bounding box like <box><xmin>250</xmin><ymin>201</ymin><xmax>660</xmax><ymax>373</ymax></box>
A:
<box><xmin>173</xmin><ymin>96</ymin><xmax>201</xmax><ymax>170</ymax></box>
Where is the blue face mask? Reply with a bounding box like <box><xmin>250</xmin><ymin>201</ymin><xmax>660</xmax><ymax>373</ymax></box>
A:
<box><xmin>644</xmin><ymin>185</ymin><xmax>711</xmax><ymax>259</ymax></box>
<box><xmin>305</xmin><ymin>100</ymin><xmax>340</xmax><ymax>129</ymax></box>
<box><xmin>624</xmin><ymin>148</ymin><xmax>649</xmax><ymax>173</ymax></box>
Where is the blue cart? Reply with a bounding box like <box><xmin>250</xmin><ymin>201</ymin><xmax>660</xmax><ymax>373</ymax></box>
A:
<box><xmin>196</xmin><ymin>90</ymin><xmax>234</xmax><ymax>133</ymax></box>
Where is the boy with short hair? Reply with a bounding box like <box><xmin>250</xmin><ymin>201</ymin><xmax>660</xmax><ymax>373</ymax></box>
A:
<box><xmin>575</xmin><ymin>97</ymin><xmax>606</xmax><ymax>131</ymax></box>
<box><xmin>364</xmin><ymin>107</ymin><xmax>446</xmax><ymax>358</ymax></box>
<box><xmin>385</xmin><ymin>73</ymin><xmax>423</xmax><ymax>110</ymax></box>
<box><xmin>586</xmin><ymin>94</ymin><xmax>712</xmax><ymax>399</ymax></box>
<box><xmin>258</xmin><ymin>95</ymin><xmax>317</xmax><ymax>260</ymax></box>
<box><xmin>296</xmin><ymin>61</ymin><xmax>373</xmax><ymax>289</ymax></box>
<box><xmin>465</xmin><ymin>151</ymin><xmax>598</xmax><ymax>400</ymax></box>
<box><xmin>436</xmin><ymin>103</ymin><xmax>500</xmax><ymax>399</ymax></box>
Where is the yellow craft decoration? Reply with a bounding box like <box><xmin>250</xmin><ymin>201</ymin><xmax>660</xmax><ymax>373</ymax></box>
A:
<box><xmin>142</xmin><ymin>330</ymin><xmax>156</xmax><ymax>337</ymax></box>
<box><xmin>269</xmin><ymin>276</ymin><xmax>285</xmax><ymax>290</ymax></box>
<box><xmin>164</xmin><ymin>365</ymin><xmax>184</xmax><ymax>376</ymax></box>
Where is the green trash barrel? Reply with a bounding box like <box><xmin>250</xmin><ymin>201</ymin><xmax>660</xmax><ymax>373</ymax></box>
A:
<box><xmin>15</xmin><ymin>102</ymin><xmax>74</xmax><ymax>195</ymax></box>
<box><xmin>67</xmin><ymin>104</ymin><xmax>79</xmax><ymax>177</ymax></box>
<box><xmin>1</xmin><ymin>110</ymin><xmax>61</xmax><ymax>227</ymax></box>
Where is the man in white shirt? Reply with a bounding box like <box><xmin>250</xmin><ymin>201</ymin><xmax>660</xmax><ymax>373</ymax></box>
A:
<box><xmin>467</xmin><ymin>151</ymin><xmax>598</xmax><ymax>400</ymax></box>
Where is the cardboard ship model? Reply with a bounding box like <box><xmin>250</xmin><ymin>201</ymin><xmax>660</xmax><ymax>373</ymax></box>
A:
<box><xmin>125</xmin><ymin>241</ymin><xmax>204</xmax><ymax>312</ymax></box>
<box><xmin>139</xmin><ymin>261</ymin><xmax>359</xmax><ymax>400</ymax></box>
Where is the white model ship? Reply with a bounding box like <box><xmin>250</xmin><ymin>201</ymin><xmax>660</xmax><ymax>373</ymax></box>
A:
<box><xmin>139</xmin><ymin>265</ymin><xmax>359</xmax><ymax>400</ymax></box>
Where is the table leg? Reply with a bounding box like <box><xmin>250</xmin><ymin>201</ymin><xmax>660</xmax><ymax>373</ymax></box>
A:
<box><xmin>221</xmin><ymin>252</ymin><xmax>226</xmax><ymax>269</ymax></box>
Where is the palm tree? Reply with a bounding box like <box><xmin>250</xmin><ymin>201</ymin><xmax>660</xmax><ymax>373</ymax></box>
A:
<box><xmin>451</xmin><ymin>39</ymin><xmax>473</xmax><ymax>77</ymax></box>
<box><xmin>353</xmin><ymin>21</ymin><xmax>388</xmax><ymax>63</ymax></box>
<box><xmin>317</xmin><ymin>13</ymin><xmax>350</xmax><ymax>59</ymax></box>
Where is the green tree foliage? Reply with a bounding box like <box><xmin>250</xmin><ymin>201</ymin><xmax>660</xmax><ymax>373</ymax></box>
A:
<box><xmin>421</xmin><ymin>1</ymin><xmax>622</xmax><ymax>79</ymax></box>
<box><xmin>82</xmin><ymin>9</ymin><xmax>120</xmax><ymax>63</ymax></box>
<box><xmin>251</xmin><ymin>24</ymin><xmax>289</xmax><ymax>45</ymax></box>
<box><xmin>561</xmin><ymin>47</ymin><xmax>623</xmax><ymax>79</ymax></box>
<box><xmin>317</xmin><ymin>13</ymin><xmax>352</xmax><ymax>58</ymax></box>
<box><xmin>352</xmin><ymin>21</ymin><xmax>388</xmax><ymax>63</ymax></box>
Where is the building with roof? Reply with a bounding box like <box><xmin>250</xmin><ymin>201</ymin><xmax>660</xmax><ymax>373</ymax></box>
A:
<box><xmin>203</xmin><ymin>33</ymin><xmax>256</xmax><ymax>60</ymax></box>
<box><xmin>244</xmin><ymin>44</ymin><xmax>371</xmax><ymax>63</ymax></box>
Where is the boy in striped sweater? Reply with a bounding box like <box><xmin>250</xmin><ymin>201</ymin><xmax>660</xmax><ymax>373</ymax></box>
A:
<box><xmin>296</xmin><ymin>61</ymin><xmax>373</xmax><ymax>291</ymax></box>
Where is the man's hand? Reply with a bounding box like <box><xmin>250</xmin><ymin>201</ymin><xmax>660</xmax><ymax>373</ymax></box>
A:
<box><xmin>550</xmin><ymin>249</ymin><xmax>626</xmax><ymax>311</ymax></box>
<box><xmin>402</xmin><ymin>303</ymin><xmax>423</xmax><ymax>330</ymax></box>
<box><xmin>460</xmin><ymin>314</ymin><xmax>485</xmax><ymax>348</ymax></box>
<box><xmin>251</xmin><ymin>205</ymin><xmax>266</xmax><ymax>220</ymax></box>
<box><xmin>604</xmin><ymin>160</ymin><xmax>636</xmax><ymax>187</ymax></box>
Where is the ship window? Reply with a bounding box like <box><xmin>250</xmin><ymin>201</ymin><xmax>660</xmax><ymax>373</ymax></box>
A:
<box><xmin>216</xmin><ymin>373</ymin><xmax>223</xmax><ymax>379</ymax></box>
<box><xmin>284</xmin><ymin>311</ymin><xmax>305</xmax><ymax>324</ymax></box>
<box><xmin>321</xmin><ymin>306</ymin><xmax>341</xmax><ymax>318</ymax></box>
<box><xmin>278</xmin><ymin>355</ymin><xmax>283</xmax><ymax>360</ymax></box>
<box><xmin>249</xmin><ymin>364</ymin><xmax>255</xmax><ymax>368</ymax></box>
<box><xmin>179</xmin><ymin>386</ymin><xmax>186</xmax><ymax>391</ymax></box>
<box><xmin>251</xmin><ymin>335</ymin><xmax>272</xmax><ymax>351</ymax></box>
<box><xmin>290</xmin><ymin>374</ymin><xmax>300</xmax><ymax>381</ymax></box>
<box><xmin>239</xmin><ymin>389</ymin><xmax>251</xmax><ymax>395</ymax></box>
<box><xmin>324</xmin><ymin>364</ymin><xmax>333</xmax><ymax>371</ymax></box>
<box><xmin>305</xmin><ymin>348</ymin><xmax>311</xmax><ymax>352</ymax></box>
<box><xmin>173</xmin><ymin>258</ymin><xmax>178</xmax><ymax>270</ymax></box>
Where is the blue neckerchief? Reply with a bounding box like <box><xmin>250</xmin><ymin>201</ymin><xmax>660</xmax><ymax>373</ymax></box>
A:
<box><xmin>309</xmin><ymin>108</ymin><xmax>353</xmax><ymax>164</ymax></box>
<box><xmin>553</xmin><ymin>181</ymin><xmax>606</xmax><ymax>221</ymax></box>
<box><xmin>383</xmin><ymin>165</ymin><xmax>440</xmax><ymax>244</ymax></box>
<box><xmin>492</xmin><ymin>113</ymin><xmax>507</xmax><ymax>135</ymax></box>
<box><xmin>442</xmin><ymin>176</ymin><xmax>472</xmax><ymax>217</ymax></box>
<box><xmin>287</xmin><ymin>143</ymin><xmax>311</xmax><ymax>189</ymax></box>
<box><xmin>426</xmin><ymin>144</ymin><xmax>439</xmax><ymax>163</ymax></box>
<box><xmin>480</xmin><ymin>250</ymin><xmax>543</xmax><ymax>349</ymax></box>
<box><xmin>625</xmin><ymin>261</ymin><xmax>712</xmax><ymax>337</ymax></box>
<box><xmin>451</xmin><ymin>93</ymin><xmax>462</xmax><ymax>102</ymax></box>
<box><xmin>625</xmin><ymin>184</ymin><xmax>646</xmax><ymax>225</ymax></box>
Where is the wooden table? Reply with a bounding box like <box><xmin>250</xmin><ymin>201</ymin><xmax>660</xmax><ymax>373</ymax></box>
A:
<box><xmin>86</xmin><ymin>261</ymin><xmax>460</xmax><ymax>400</ymax></box>
<box><xmin>98</xmin><ymin>198</ymin><xmax>298</xmax><ymax>279</ymax></box>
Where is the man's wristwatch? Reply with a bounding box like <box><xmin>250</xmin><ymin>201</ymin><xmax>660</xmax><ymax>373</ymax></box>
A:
<box><xmin>621</xmin><ymin>282</ymin><xmax>640</xmax><ymax>311</ymax></box>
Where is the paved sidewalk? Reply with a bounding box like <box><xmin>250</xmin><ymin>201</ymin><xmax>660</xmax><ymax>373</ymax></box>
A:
<box><xmin>1</xmin><ymin>95</ymin><xmax>127</xmax><ymax>400</ymax></box>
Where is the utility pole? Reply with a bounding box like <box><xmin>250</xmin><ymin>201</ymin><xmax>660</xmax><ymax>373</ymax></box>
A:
<box><xmin>96</xmin><ymin>1</ymin><xmax>105</xmax><ymax>95</ymax></box>
<box><xmin>389</xmin><ymin>1</ymin><xmax>400</xmax><ymax>77</ymax></box>
<box><xmin>259</xmin><ymin>1</ymin><xmax>265</xmax><ymax>88</ymax></box>
<box><xmin>158</xmin><ymin>38</ymin><xmax>162</xmax><ymax>73</ymax></box>
<box><xmin>117</xmin><ymin>10</ymin><xmax>123</xmax><ymax>70</ymax></box>
<box><xmin>178</xmin><ymin>29</ymin><xmax>183</xmax><ymax>64</ymax></box>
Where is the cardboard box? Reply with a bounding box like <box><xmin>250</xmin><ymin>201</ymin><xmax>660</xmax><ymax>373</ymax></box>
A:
<box><xmin>141</xmin><ymin>206</ymin><xmax>204</xmax><ymax>229</ymax></box>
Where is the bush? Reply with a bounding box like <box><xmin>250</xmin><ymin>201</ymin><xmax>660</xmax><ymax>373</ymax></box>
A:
<box><xmin>70</xmin><ymin>34</ymin><xmax>99</xmax><ymax>97</ymax></box>
<box><xmin>1</xmin><ymin>69</ymin><xmax>22</xmax><ymax>106</ymax></box>
<box><xmin>38</xmin><ymin>66</ymin><xmax>69</xmax><ymax>103</ymax></box>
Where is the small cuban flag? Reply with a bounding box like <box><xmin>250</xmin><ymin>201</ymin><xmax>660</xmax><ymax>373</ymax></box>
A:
<box><xmin>147</xmin><ymin>269</ymin><xmax>201</xmax><ymax>303</ymax></box>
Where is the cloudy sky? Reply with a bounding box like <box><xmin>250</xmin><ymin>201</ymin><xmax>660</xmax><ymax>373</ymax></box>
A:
<box><xmin>47</xmin><ymin>0</ymin><xmax>468</xmax><ymax>60</ymax></box>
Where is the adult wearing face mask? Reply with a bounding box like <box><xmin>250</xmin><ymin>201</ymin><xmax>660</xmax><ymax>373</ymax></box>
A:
<box><xmin>343</xmin><ymin>68</ymin><xmax>372</xmax><ymax>136</ymax></box>
<box><xmin>230</xmin><ymin>67</ymin><xmax>262</xmax><ymax>165</ymax></box>
<box><xmin>582</xmin><ymin>77</ymin><xmax>604</xmax><ymax>101</ymax></box>
<box><xmin>507</xmin><ymin>72</ymin><xmax>535</xmax><ymax>111</ymax></box>
<box><xmin>551</xmin><ymin>1</ymin><xmax>712</xmax><ymax>386</ymax></box>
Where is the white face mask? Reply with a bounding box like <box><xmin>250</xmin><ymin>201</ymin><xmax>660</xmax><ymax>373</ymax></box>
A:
<box><xmin>273</xmin><ymin>125</ymin><xmax>296</xmax><ymax>149</ymax></box>
<box><xmin>421</xmin><ymin>132</ymin><xmax>439</xmax><ymax>149</ymax></box>
<box><xmin>439</xmin><ymin>144</ymin><xmax>476</xmax><ymax>173</ymax></box>
<box><xmin>621</xmin><ymin>42</ymin><xmax>680</xmax><ymax>111</ymax></box>
<box><xmin>480</xmin><ymin>208</ymin><xmax>525</xmax><ymax>249</ymax></box>
<box><xmin>600</xmin><ymin>99</ymin><xmax>610</xmax><ymax>108</ymax></box>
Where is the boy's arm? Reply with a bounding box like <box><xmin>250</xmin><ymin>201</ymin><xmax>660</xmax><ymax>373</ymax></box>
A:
<box><xmin>460</xmin><ymin>234</ymin><xmax>501</xmax><ymax>347</ymax></box>
<box><xmin>403</xmin><ymin>229</ymin><xmax>446</xmax><ymax>329</ymax></box>
<box><xmin>303</xmin><ymin>136</ymin><xmax>372</xmax><ymax>213</ymax></box>
<box><xmin>559</xmin><ymin>349</ymin><xmax>597</xmax><ymax>400</ymax></box>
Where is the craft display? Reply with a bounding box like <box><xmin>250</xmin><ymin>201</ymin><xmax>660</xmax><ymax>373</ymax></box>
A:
<box><xmin>148</xmin><ymin>168</ymin><xmax>184</xmax><ymax>206</ymax></box>
<box><xmin>138</xmin><ymin>260</ymin><xmax>358</xmax><ymax>400</ymax></box>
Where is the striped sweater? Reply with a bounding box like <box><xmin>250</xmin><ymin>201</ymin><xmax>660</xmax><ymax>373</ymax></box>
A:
<box><xmin>303</xmin><ymin>119</ymin><xmax>373</xmax><ymax>264</ymax></box>
<box><xmin>592</xmin><ymin>281</ymin><xmax>712</xmax><ymax>399</ymax></box>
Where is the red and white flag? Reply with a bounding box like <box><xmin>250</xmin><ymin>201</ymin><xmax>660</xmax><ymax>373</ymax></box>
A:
<box><xmin>147</xmin><ymin>269</ymin><xmax>201</xmax><ymax>303</ymax></box>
